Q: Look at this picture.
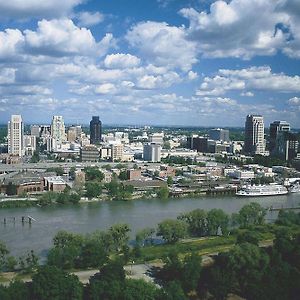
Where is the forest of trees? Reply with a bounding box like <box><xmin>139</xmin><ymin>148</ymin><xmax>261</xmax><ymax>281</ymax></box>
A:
<box><xmin>0</xmin><ymin>204</ymin><xmax>299</xmax><ymax>299</ymax></box>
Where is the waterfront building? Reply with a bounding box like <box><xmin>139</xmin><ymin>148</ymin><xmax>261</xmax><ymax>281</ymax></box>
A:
<box><xmin>269</xmin><ymin>121</ymin><xmax>290</xmax><ymax>153</ymax></box>
<box><xmin>143</xmin><ymin>143</ymin><xmax>161</xmax><ymax>162</ymax></box>
<box><xmin>90</xmin><ymin>116</ymin><xmax>102</xmax><ymax>144</ymax></box>
<box><xmin>7</xmin><ymin>114</ymin><xmax>24</xmax><ymax>157</ymax></box>
<box><xmin>276</xmin><ymin>131</ymin><xmax>299</xmax><ymax>161</ymax></box>
<box><xmin>51</xmin><ymin>116</ymin><xmax>66</xmax><ymax>150</ymax></box>
<box><xmin>244</xmin><ymin>115</ymin><xmax>265</xmax><ymax>155</ymax></box>
<box><xmin>209</xmin><ymin>128</ymin><xmax>230</xmax><ymax>142</ymax></box>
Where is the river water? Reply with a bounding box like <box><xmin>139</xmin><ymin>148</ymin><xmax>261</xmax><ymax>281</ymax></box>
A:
<box><xmin>0</xmin><ymin>194</ymin><xmax>299</xmax><ymax>258</ymax></box>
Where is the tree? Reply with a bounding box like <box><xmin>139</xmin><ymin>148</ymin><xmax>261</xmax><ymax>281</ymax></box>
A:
<box><xmin>123</xmin><ymin>279</ymin><xmax>162</xmax><ymax>300</ymax></box>
<box><xmin>108</xmin><ymin>224</ymin><xmax>131</xmax><ymax>252</ymax></box>
<box><xmin>207</xmin><ymin>209</ymin><xmax>229</xmax><ymax>236</ymax></box>
<box><xmin>167</xmin><ymin>176</ymin><xmax>173</xmax><ymax>186</ymax></box>
<box><xmin>30</xmin><ymin>151</ymin><xmax>40</xmax><ymax>163</ymax></box>
<box><xmin>157</xmin><ymin>219</ymin><xmax>187</xmax><ymax>243</ymax></box>
<box><xmin>88</xmin><ymin>259</ymin><xmax>125</xmax><ymax>300</ymax></box>
<box><xmin>69</xmin><ymin>167</ymin><xmax>76</xmax><ymax>180</ymax></box>
<box><xmin>237</xmin><ymin>202</ymin><xmax>266</xmax><ymax>228</ymax></box>
<box><xmin>178</xmin><ymin>209</ymin><xmax>207</xmax><ymax>237</ymax></box>
<box><xmin>6</xmin><ymin>182</ymin><xmax>17</xmax><ymax>196</ymax></box>
<box><xmin>163</xmin><ymin>281</ymin><xmax>188</xmax><ymax>300</ymax></box>
<box><xmin>119</xmin><ymin>170</ymin><xmax>128</xmax><ymax>181</ymax></box>
<box><xmin>236</xmin><ymin>230</ymin><xmax>260</xmax><ymax>246</ymax></box>
<box><xmin>0</xmin><ymin>241</ymin><xmax>9</xmax><ymax>271</ymax></box>
<box><xmin>157</xmin><ymin>186</ymin><xmax>169</xmax><ymax>199</ymax></box>
<box><xmin>6</xmin><ymin>280</ymin><xmax>30</xmax><ymax>300</ymax></box>
<box><xmin>84</xmin><ymin>167</ymin><xmax>104</xmax><ymax>182</ymax></box>
<box><xmin>85</xmin><ymin>182</ymin><xmax>102</xmax><ymax>199</ymax></box>
<box><xmin>135</xmin><ymin>228</ymin><xmax>155</xmax><ymax>247</ymax></box>
<box><xmin>227</xmin><ymin>243</ymin><xmax>269</xmax><ymax>299</ymax></box>
<box><xmin>181</xmin><ymin>253</ymin><xmax>202</xmax><ymax>292</ymax></box>
<box><xmin>32</xmin><ymin>265</ymin><xmax>83</xmax><ymax>300</ymax></box>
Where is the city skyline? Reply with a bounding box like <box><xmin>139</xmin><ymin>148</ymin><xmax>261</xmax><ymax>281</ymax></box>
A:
<box><xmin>0</xmin><ymin>0</ymin><xmax>300</xmax><ymax>126</ymax></box>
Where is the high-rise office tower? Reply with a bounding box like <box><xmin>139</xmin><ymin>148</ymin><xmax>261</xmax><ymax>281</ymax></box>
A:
<box><xmin>209</xmin><ymin>128</ymin><xmax>230</xmax><ymax>142</ymax></box>
<box><xmin>143</xmin><ymin>143</ymin><xmax>162</xmax><ymax>162</ymax></box>
<box><xmin>90</xmin><ymin>116</ymin><xmax>102</xmax><ymax>144</ymax></box>
<box><xmin>8</xmin><ymin>114</ymin><xmax>24</xmax><ymax>157</ymax></box>
<box><xmin>51</xmin><ymin>116</ymin><xmax>66</xmax><ymax>150</ymax></box>
<box><xmin>269</xmin><ymin>121</ymin><xmax>290</xmax><ymax>153</ymax></box>
<box><xmin>244</xmin><ymin>115</ymin><xmax>265</xmax><ymax>155</ymax></box>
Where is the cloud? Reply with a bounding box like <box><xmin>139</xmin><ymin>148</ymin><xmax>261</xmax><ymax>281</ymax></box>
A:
<box><xmin>77</xmin><ymin>11</ymin><xmax>104</xmax><ymax>27</ymax></box>
<box><xmin>104</xmin><ymin>53</ymin><xmax>141</xmax><ymax>69</ymax></box>
<box><xmin>288</xmin><ymin>97</ymin><xmax>300</xmax><ymax>105</ymax></box>
<box><xmin>188</xmin><ymin>70</ymin><xmax>198</xmax><ymax>80</ymax></box>
<box><xmin>126</xmin><ymin>21</ymin><xmax>197</xmax><ymax>71</ymax></box>
<box><xmin>24</xmin><ymin>19</ymin><xmax>114</xmax><ymax>57</ymax></box>
<box><xmin>136</xmin><ymin>72</ymin><xmax>180</xmax><ymax>89</ymax></box>
<box><xmin>0</xmin><ymin>68</ymin><xmax>16</xmax><ymax>84</ymax></box>
<box><xmin>180</xmin><ymin>0</ymin><xmax>297</xmax><ymax>59</ymax></box>
<box><xmin>95</xmin><ymin>83</ymin><xmax>117</xmax><ymax>94</ymax></box>
<box><xmin>196</xmin><ymin>66</ymin><xmax>300</xmax><ymax>96</ymax></box>
<box><xmin>0</xmin><ymin>29</ymin><xmax>24</xmax><ymax>60</ymax></box>
<box><xmin>0</xmin><ymin>0</ymin><xmax>83</xmax><ymax>20</ymax></box>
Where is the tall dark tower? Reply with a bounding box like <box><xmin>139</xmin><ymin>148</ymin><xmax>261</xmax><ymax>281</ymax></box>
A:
<box><xmin>90</xmin><ymin>116</ymin><xmax>102</xmax><ymax>144</ymax></box>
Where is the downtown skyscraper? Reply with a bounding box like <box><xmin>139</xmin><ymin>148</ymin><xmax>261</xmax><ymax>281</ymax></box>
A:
<box><xmin>8</xmin><ymin>115</ymin><xmax>24</xmax><ymax>157</ymax></box>
<box><xmin>90</xmin><ymin>116</ymin><xmax>102</xmax><ymax>144</ymax></box>
<box><xmin>244</xmin><ymin>115</ymin><xmax>265</xmax><ymax>155</ymax></box>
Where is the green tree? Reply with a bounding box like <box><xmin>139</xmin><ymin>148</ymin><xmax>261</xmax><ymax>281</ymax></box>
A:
<box><xmin>181</xmin><ymin>252</ymin><xmax>202</xmax><ymax>292</ymax></box>
<box><xmin>157</xmin><ymin>186</ymin><xmax>169</xmax><ymax>199</ymax></box>
<box><xmin>207</xmin><ymin>209</ymin><xmax>229</xmax><ymax>236</ymax></box>
<box><xmin>85</xmin><ymin>182</ymin><xmax>102</xmax><ymax>199</ymax></box>
<box><xmin>167</xmin><ymin>176</ymin><xmax>173</xmax><ymax>186</ymax></box>
<box><xmin>6</xmin><ymin>182</ymin><xmax>17</xmax><ymax>196</ymax></box>
<box><xmin>135</xmin><ymin>228</ymin><xmax>155</xmax><ymax>247</ymax></box>
<box><xmin>227</xmin><ymin>243</ymin><xmax>269</xmax><ymax>299</ymax></box>
<box><xmin>119</xmin><ymin>170</ymin><xmax>128</xmax><ymax>181</ymax></box>
<box><xmin>178</xmin><ymin>209</ymin><xmax>207</xmax><ymax>237</ymax></box>
<box><xmin>30</xmin><ymin>151</ymin><xmax>40</xmax><ymax>163</ymax></box>
<box><xmin>84</xmin><ymin>167</ymin><xmax>104</xmax><ymax>181</ymax></box>
<box><xmin>163</xmin><ymin>281</ymin><xmax>188</xmax><ymax>300</ymax></box>
<box><xmin>6</xmin><ymin>280</ymin><xmax>30</xmax><ymax>300</ymax></box>
<box><xmin>0</xmin><ymin>241</ymin><xmax>9</xmax><ymax>271</ymax></box>
<box><xmin>123</xmin><ymin>279</ymin><xmax>162</xmax><ymax>300</ymax></box>
<box><xmin>32</xmin><ymin>265</ymin><xmax>83</xmax><ymax>300</ymax></box>
<box><xmin>108</xmin><ymin>224</ymin><xmax>131</xmax><ymax>252</ymax></box>
<box><xmin>237</xmin><ymin>202</ymin><xmax>266</xmax><ymax>228</ymax></box>
<box><xmin>157</xmin><ymin>219</ymin><xmax>187</xmax><ymax>243</ymax></box>
<box><xmin>236</xmin><ymin>230</ymin><xmax>260</xmax><ymax>246</ymax></box>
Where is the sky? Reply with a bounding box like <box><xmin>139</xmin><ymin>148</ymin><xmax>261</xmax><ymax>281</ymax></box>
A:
<box><xmin>0</xmin><ymin>0</ymin><xmax>300</xmax><ymax>127</ymax></box>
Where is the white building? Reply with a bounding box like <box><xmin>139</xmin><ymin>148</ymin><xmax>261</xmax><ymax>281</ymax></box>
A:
<box><xmin>51</xmin><ymin>116</ymin><xmax>66</xmax><ymax>150</ymax></box>
<box><xmin>149</xmin><ymin>133</ymin><xmax>164</xmax><ymax>145</ymax></box>
<box><xmin>143</xmin><ymin>143</ymin><xmax>161</xmax><ymax>162</ymax></box>
<box><xmin>111</xmin><ymin>143</ymin><xmax>124</xmax><ymax>161</ymax></box>
<box><xmin>8</xmin><ymin>115</ymin><xmax>24</xmax><ymax>157</ymax></box>
<box><xmin>24</xmin><ymin>135</ymin><xmax>36</xmax><ymax>155</ymax></box>
<box><xmin>244</xmin><ymin>115</ymin><xmax>265</xmax><ymax>155</ymax></box>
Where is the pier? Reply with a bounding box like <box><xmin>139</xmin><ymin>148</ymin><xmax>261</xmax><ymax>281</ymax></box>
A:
<box><xmin>268</xmin><ymin>206</ymin><xmax>300</xmax><ymax>211</ymax></box>
<box><xmin>2</xmin><ymin>216</ymin><xmax>36</xmax><ymax>225</ymax></box>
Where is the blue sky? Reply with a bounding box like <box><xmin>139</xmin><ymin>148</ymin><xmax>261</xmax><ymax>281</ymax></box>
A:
<box><xmin>0</xmin><ymin>0</ymin><xmax>300</xmax><ymax>127</ymax></box>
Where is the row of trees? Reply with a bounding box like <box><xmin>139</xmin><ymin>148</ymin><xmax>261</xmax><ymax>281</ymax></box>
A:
<box><xmin>155</xmin><ymin>202</ymin><xmax>266</xmax><ymax>243</ymax></box>
<box><xmin>38</xmin><ymin>190</ymin><xmax>81</xmax><ymax>206</ymax></box>
<box><xmin>47</xmin><ymin>224</ymin><xmax>130</xmax><ymax>270</ymax></box>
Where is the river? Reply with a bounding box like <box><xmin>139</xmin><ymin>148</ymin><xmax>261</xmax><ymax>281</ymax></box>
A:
<box><xmin>0</xmin><ymin>194</ymin><xmax>299</xmax><ymax>258</ymax></box>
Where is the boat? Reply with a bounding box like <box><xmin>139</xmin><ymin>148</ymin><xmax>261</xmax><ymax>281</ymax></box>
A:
<box><xmin>290</xmin><ymin>182</ymin><xmax>300</xmax><ymax>193</ymax></box>
<box><xmin>236</xmin><ymin>184</ymin><xmax>288</xmax><ymax>197</ymax></box>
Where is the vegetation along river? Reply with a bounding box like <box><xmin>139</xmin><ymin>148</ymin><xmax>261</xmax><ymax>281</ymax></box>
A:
<box><xmin>0</xmin><ymin>194</ymin><xmax>299</xmax><ymax>258</ymax></box>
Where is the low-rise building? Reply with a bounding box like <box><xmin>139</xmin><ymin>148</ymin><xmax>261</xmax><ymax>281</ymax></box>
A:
<box><xmin>127</xmin><ymin>169</ymin><xmax>142</xmax><ymax>181</ymax></box>
<box><xmin>80</xmin><ymin>145</ymin><xmax>100</xmax><ymax>162</ymax></box>
<box><xmin>44</xmin><ymin>176</ymin><xmax>67</xmax><ymax>192</ymax></box>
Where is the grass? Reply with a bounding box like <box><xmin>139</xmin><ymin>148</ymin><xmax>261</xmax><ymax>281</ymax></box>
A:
<box><xmin>138</xmin><ymin>236</ymin><xmax>236</xmax><ymax>262</ymax></box>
